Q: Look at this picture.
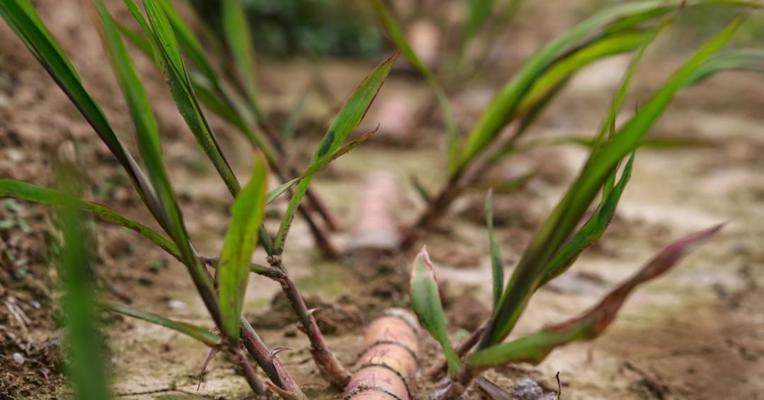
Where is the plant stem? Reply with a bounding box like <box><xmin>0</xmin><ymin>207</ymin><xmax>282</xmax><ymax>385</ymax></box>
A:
<box><xmin>401</xmin><ymin>175</ymin><xmax>464</xmax><ymax>249</ymax></box>
<box><xmin>240</xmin><ymin>318</ymin><xmax>306</xmax><ymax>399</ymax></box>
<box><xmin>234</xmin><ymin>348</ymin><xmax>265</xmax><ymax>395</ymax></box>
<box><xmin>427</xmin><ymin>324</ymin><xmax>486</xmax><ymax>379</ymax></box>
<box><xmin>268</xmin><ymin>256</ymin><xmax>351</xmax><ymax>388</ymax></box>
<box><xmin>271</xmin><ymin>164</ymin><xmax>339</xmax><ymax>258</ymax></box>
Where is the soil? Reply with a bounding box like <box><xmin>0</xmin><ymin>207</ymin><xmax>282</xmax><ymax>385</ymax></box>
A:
<box><xmin>1</xmin><ymin>1</ymin><xmax>763</xmax><ymax>399</ymax></box>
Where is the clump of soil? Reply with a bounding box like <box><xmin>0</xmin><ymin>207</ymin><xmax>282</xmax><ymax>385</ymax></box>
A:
<box><xmin>249</xmin><ymin>292</ymin><xmax>364</xmax><ymax>336</ymax></box>
<box><xmin>0</xmin><ymin>200</ymin><xmax>62</xmax><ymax>398</ymax></box>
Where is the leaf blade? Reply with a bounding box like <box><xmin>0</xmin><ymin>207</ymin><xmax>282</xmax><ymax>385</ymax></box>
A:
<box><xmin>273</xmin><ymin>52</ymin><xmax>397</xmax><ymax>252</ymax></box>
<box><xmin>0</xmin><ymin>179</ymin><xmax>179</xmax><ymax>259</ymax></box>
<box><xmin>104</xmin><ymin>302</ymin><xmax>222</xmax><ymax>347</ymax></box>
<box><xmin>139</xmin><ymin>0</ymin><xmax>241</xmax><ymax>196</ymax></box>
<box><xmin>484</xmin><ymin>190</ymin><xmax>504</xmax><ymax>310</ymax></box>
<box><xmin>468</xmin><ymin>224</ymin><xmax>723</xmax><ymax>369</ymax></box>
<box><xmin>218</xmin><ymin>154</ymin><xmax>268</xmax><ymax>343</ymax></box>
<box><xmin>480</xmin><ymin>19</ymin><xmax>741</xmax><ymax>348</ymax></box>
<box><xmin>411</xmin><ymin>248</ymin><xmax>460</xmax><ymax>376</ymax></box>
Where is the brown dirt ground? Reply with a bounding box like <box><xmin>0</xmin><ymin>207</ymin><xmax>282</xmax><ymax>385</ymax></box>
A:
<box><xmin>1</xmin><ymin>1</ymin><xmax>763</xmax><ymax>399</ymax></box>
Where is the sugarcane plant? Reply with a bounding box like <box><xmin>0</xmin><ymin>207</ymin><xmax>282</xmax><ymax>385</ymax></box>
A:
<box><xmin>0</xmin><ymin>0</ymin><xmax>398</xmax><ymax>396</ymax></box>
<box><xmin>401</xmin><ymin>18</ymin><xmax>748</xmax><ymax>399</ymax></box>
<box><xmin>370</xmin><ymin>0</ymin><xmax>763</xmax><ymax>248</ymax></box>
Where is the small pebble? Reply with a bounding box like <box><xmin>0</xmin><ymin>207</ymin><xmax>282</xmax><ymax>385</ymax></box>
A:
<box><xmin>12</xmin><ymin>352</ymin><xmax>25</xmax><ymax>365</ymax></box>
<box><xmin>513</xmin><ymin>378</ymin><xmax>545</xmax><ymax>400</ymax></box>
<box><xmin>167</xmin><ymin>299</ymin><xmax>188</xmax><ymax>311</ymax></box>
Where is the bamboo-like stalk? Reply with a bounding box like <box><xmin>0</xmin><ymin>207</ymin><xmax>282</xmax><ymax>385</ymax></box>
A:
<box><xmin>349</xmin><ymin>172</ymin><xmax>401</xmax><ymax>252</ymax></box>
<box><xmin>343</xmin><ymin>309</ymin><xmax>421</xmax><ymax>400</ymax></box>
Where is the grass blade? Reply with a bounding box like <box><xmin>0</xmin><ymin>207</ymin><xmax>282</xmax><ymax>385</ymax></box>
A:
<box><xmin>157</xmin><ymin>0</ymin><xmax>220</xmax><ymax>92</ymax></box>
<box><xmin>118</xmin><ymin>7</ymin><xmax>273</xmax><ymax>156</ymax></box>
<box><xmin>484</xmin><ymin>190</ymin><xmax>504</xmax><ymax>310</ymax></box>
<box><xmin>464</xmin><ymin>0</ymin><xmax>495</xmax><ymax>43</ymax></box>
<box><xmin>104</xmin><ymin>302</ymin><xmax>222</xmax><ymax>347</ymax></box>
<box><xmin>96</xmin><ymin>0</ymin><xmax>218</xmax><ymax>320</ymax></box>
<box><xmin>0</xmin><ymin>179</ymin><xmax>179</xmax><ymax>259</ymax></box>
<box><xmin>138</xmin><ymin>0</ymin><xmax>241</xmax><ymax>196</ymax></box>
<box><xmin>539</xmin><ymin>154</ymin><xmax>634</xmax><ymax>287</ymax></box>
<box><xmin>411</xmin><ymin>248</ymin><xmax>460</xmax><ymax>376</ymax></box>
<box><xmin>218</xmin><ymin>153</ymin><xmax>268</xmax><ymax>344</ymax></box>
<box><xmin>54</xmin><ymin>166</ymin><xmax>111</xmax><ymax>400</ymax></box>
<box><xmin>468</xmin><ymin>224</ymin><xmax>723</xmax><ymax>369</ymax></box>
<box><xmin>273</xmin><ymin>52</ymin><xmax>398</xmax><ymax>252</ymax></box>
<box><xmin>0</xmin><ymin>0</ymin><xmax>165</xmax><ymax>229</ymax></box>
<box><xmin>221</xmin><ymin>0</ymin><xmax>263</xmax><ymax>119</ymax></box>
<box><xmin>371</xmin><ymin>0</ymin><xmax>459</xmax><ymax>171</ymax></box>
<box><xmin>516</xmin><ymin>29</ymin><xmax>655</xmax><ymax>118</ymax></box>
<box><xmin>479</xmin><ymin>19</ymin><xmax>741</xmax><ymax>348</ymax></box>
<box><xmin>455</xmin><ymin>0</ymin><xmax>749</xmax><ymax>175</ymax></box>
<box><xmin>682</xmin><ymin>49</ymin><xmax>764</xmax><ymax>87</ymax></box>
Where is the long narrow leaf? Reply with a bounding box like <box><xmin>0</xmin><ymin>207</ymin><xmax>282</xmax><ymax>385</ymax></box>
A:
<box><xmin>0</xmin><ymin>179</ymin><xmax>179</xmax><ymax>259</ymax></box>
<box><xmin>0</xmin><ymin>0</ymin><xmax>166</xmax><ymax>230</ymax></box>
<box><xmin>540</xmin><ymin>154</ymin><xmax>634</xmax><ymax>287</ymax></box>
<box><xmin>138</xmin><ymin>0</ymin><xmax>241</xmax><ymax>196</ymax></box>
<box><xmin>411</xmin><ymin>248</ymin><xmax>460</xmax><ymax>376</ymax></box>
<box><xmin>371</xmin><ymin>0</ymin><xmax>459</xmax><ymax>171</ymax></box>
<box><xmin>516</xmin><ymin>29</ymin><xmax>654</xmax><ymax>117</ymax></box>
<box><xmin>218</xmin><ymin>153</ymin><xmax>268</xmax><ymax>343</ymax></box>
<box><xmin>682</xmin><ymin>49</ymin><xmax>764</xmax><ymax>87</ymax></box>
<box><xmin>96</xmin><ymin>0</ymin><xmax>218</xmax><ymax>318</ymax></box>
<box><xmin>104</xmin><ymin>302</ymin><xmax>222</xmax><ymax>347</ymax></box>
<box><xmin>455</xmin><ymin>0</ymin><xmax>752</xmax><ymax>175</ymax></box>
<box><xmin>117</xmin><ymin>9</ymin><xmax>274</xmax><ymax>157</ymax></box>
<box><xmin>221</xmin><ymin>0</ymin><xmax>263</xmax><ymax>119</ymax></box>
<box><xmin>55</xmin><ymin>166</ymin><xmax>111</xmax><ymax>400</ymax></box>
<box><xmin>480</xmin><ymin>20</ymin><xmax>741</xmax><ymax>348</ymax></box>
<box><xmin>468</xmin><ymin>224</ymin><xmax>723</xmax><ymax>369</ymax></box>
<box><xmin>484</xmin><ymin>190</ymin><xmax>504</xmax><ymax>310</ymax></box>
<box><xmin>157</xmin><ymin>0</ymin><xmax>220</xmax><ymax>91</ymax></box>
<box><xmin>274</xmin><ymin>52</ymin><xmax>398</xmax><ymax>252</ymax></box>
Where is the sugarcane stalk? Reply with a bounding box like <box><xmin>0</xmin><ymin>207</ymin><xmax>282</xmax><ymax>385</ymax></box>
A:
<box><xmin>343</xmin><ymin>309</ymin><xmax>421</xmax><ymax>400</ymax></box>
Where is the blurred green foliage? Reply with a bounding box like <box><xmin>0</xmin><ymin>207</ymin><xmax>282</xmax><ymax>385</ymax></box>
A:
<box><xmin>190</xmin><ymin>0</ymin><xmax>383</xmax><ymax>57</ymax></box>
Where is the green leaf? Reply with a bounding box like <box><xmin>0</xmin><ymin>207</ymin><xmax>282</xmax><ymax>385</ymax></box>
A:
<box><xmin>682</xmin><ymin>49</ymin><xmax>764</xmax><ymax>87</ymax></box>
<box><xmin>467</xmin><ymin>224</ymin><xmax>723</xmax><ymax>370</ymax></box>
<box><xmin>96</xmin><ymin>0</ymin><xmax>218</xmax><ymax>320</ymax></box>
<box><xmin>221</xmin><ymin>0</ymin><xmax>262</xmax><ymax>119</ymax></box>
<box><xmin>464</xmin><ymin>0</ymin><xmax>495</xmax><ymax>42</ymax></box>
<box><xmin>157</xmin><ymin>0</ymin><xmax>220</xmax><ymax>92</ymax></box>
<box><xmin>410</xmin><ymin>248</ymin><xmax>460</xmax><ymax>376</ymax></box>
<box><xmin>484</xmin><ymin>190</ymin><xmax>503</xmax><ymax>310</ymax></box>
<box><xmin>137</xmin><ymin>0</ymin><xmax>241</xmax><ymax>196</ymax></box>
<box><xmin>0</xmin><ymin>179</ymin><xmax>178</xmax><ymax>259</ymax></box>
<box><xmin>218</xmin><ymin>154</ymin><xmax>268</xmax><ymax>344</ymax></box>
<box><xmin>266</xmin><ymin>178</ymin><xmax>300</xmax><ymax>205</ymax></box>
<box><xmin>54</xmin><ymin>166</ymin><xmax>112</xmax><ymax>400</ymax></box>
<box><xmin>371</xmin><ymin>0</ymin><xmax>458</xmax><ymax>171</ymax></box>
<box><xmin>539</xmin><ymin>154</ymin><xmax>634</xmax><ymax>287</ymax></box>
<box><xmin>0</xmin><ymin>0</ymin><xmax>165</xmax><ymax>230</ymax></box>
<box><xmin>117</xmin><ymin>10</ymin><xmax>270</xmax><ymax>154</ymax></box>
<box><xmin>516</xmin><ymin>29</ymin><xmax>655</xmax><ymax>118</ymax></box>
<box><xmin>455</xmin><ymin>0</ymin><xmax>751</xmax><ymax>175</ymax></box>
<box><xmin>104</xmin><ymin>302</ymin><xmax>222</xmax><ymax>347</ymax></box>
<box><xmin>479</xmin><ymin>19</ymin><xmax>741</xmax><ymax>348</ymax></box>
<box><xmin>274</xmin><ymin>52</ymin><xmax>398</xmax><ymax>252</ymax></box>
